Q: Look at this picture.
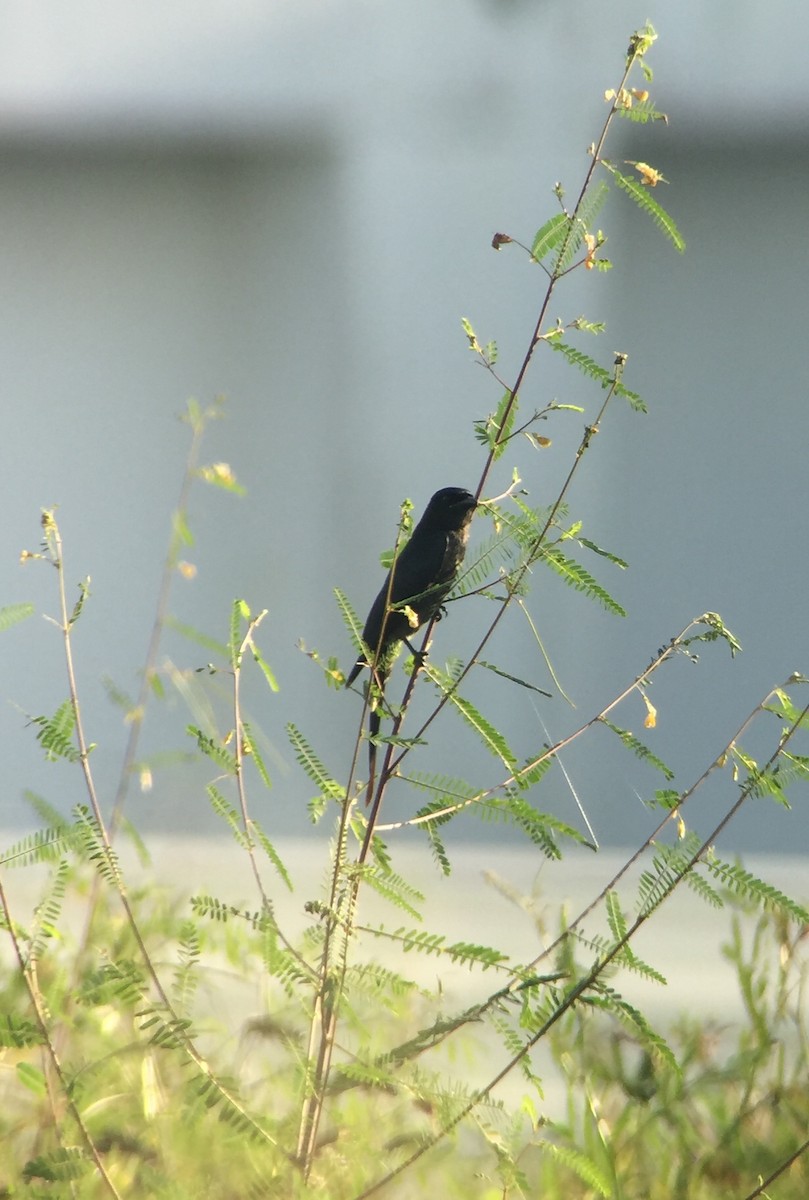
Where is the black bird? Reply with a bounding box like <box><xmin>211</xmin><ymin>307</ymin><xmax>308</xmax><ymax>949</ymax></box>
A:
<box><xmin>346</xmin><ymin>486</ymin><xmax>476</xmax><ymax>787</ymax></box>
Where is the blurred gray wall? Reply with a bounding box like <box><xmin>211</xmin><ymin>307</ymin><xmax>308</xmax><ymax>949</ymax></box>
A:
<box><xmin>0</xmin><ymin>0</ymin><xmax>807</xmax><ymax>854</ymax></box>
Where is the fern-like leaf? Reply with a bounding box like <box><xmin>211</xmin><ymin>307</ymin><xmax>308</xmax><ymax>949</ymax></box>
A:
<box><xmin>410</xmin><ymin>806</ymin><xmax>453</xmax><ymax>874</ymax></box>
<box><xmin>554</xmin><ymin>181</ymin><xmax>610</xmax><ymax>273</ymax></box>
<box><xmin>539</xmin><ymin>548</ymin><xmax>626</xmax><ymax>616</ymax></box>
<box><xmin>705</xmin><ymin>858</ymin><xmax>809</xmax><ymax>924</ymax></box>
<box><xmin>72</xmin><ymin>805</ymin><xmax>121</xmax><ymax>888</ymax></box>
<box><xmin>599</xmin><ymin>719</ymin><xmax>674</xmax><ymax>778</ymax></box>
<box><xmin>425</xmin><ymin>664</ymin><xmax>517</xmax><ymax>768</ymax></box>
<box><xmin>605</xmin><ymin>891</ymin><xmax>667</xmax><ymax>985</ymax></box>
<box><xmin>485</xmin><ymin>390</ymin><xmax>519</xmax><ymax>461</ymax></box>
<box><xmin>334</xmin><ymin>587</ymin><xmax>364</xmax><ymax>650</ymax></box>
<box><xmin>27</xmin><ymin>860</ymin><xmax>69</xmax><ymax>965</ymax></box>
<box><xmin>0</xmin><ymin>602</ymin><xmax>35</xmax><ymax>632</ymax></box>
<box><xmin>544</xmin><ymin>1143</ymin><xmax>612</xmax><ymax>1197</ymax></box>
<box><xmin>386</xmin><ymin>926</ymin><xmax>508</xmax><ymax>972</ymax></box>
<box><xmin>229</xmin><ymin>598</ymin><xmax>246</xmax><ymax>669</ymax></box>
<box><xmin>500</xmin><ymin>795</ymin><xmax>565</xmax><ymax>859</ymax></box>
<box><xmin>22</xmin><ymin>1147</ymin><xmax>92</xmax><ymax>1184</ymax></box>
<box><xmin>187</xmin><ymin>726</ymin><xmax>238</xmax><ymax>774</ymax></box>
<box><xmin>172</xmin><ymin>920</ymin><xmax>201</xmax><ymax>1016</ymax></box>
<box><xmin>250</xmin><ymin>643</ymin><xmax>280</xmax><ymax>692</ymax></box>
<box><xmin>604</xmin><ymin>163</ymin><xmax>685</xmax><ymax>251</ymax></box>
<box><xmin>353</xmin><ymin>865</ymin><xmax>424</xmax><ymax>921</ymax></box>
<box><xmin>452</xmin><ymin>528</ymin><xmax>519</xmax><ymax>596</ymax></box>
<box><xmin>684</xmin><ymin>868</ymin><xmax>725</xmax><ymax>909</ymax></box>
<box><xmin>1</xmin><ymin>824</ymin><xmax>79</xmax><ymax>868</ymax></box>
<box><xmin>29</xmin><ymin>700</ymin><xmax>80</xmax><ymax>762</ymax></box>
<box><xmin>530</xmin><ymin>212</ymin><xmax>570</xmax><ymax>262</ymax></box>
<box><xmin>165</xmin><ymin>615</ymin><xmax>229</xmax><ymax>659</ymax></box>
<box><xmin>614</xmin><ymin>98</ymin><xmax>669</xmax><ymax>124</ymax></box>
<box><xmin>636</xmin><ymin>862</ymin><xmax>677</xmax><ymax>920</ymax></box>
<box><xmin>590</xmin><ymin>983</ymin><xmax>680</xmax><ymax>1073</ymax></box>
<box><xmin>550</xmin><ymin>340</ymin><xmax>612</xmax><ymax>388</ymax></box>
<box><xmin>577</xmin><ymin>536</ymin><xmax>628</xmax><ymax>569</ymax></box>
<box><xmin>80</xmin><ymin>959</ymin><xmax>146</xmax><ymax>1009</ymax></box>
<box><xmin>0</xmin><ymin>1014</ymin><xmax>43</xmax><ymax>1048</ymax></box>
<box><xmin>241</xmin><ymin>722</ymin><xmax>272</xmax><ymax>789</ymax></box>
<box><xmin>286</xmin><ymin>723</ymin><xmax>344</xmax><ymax>806</ymax></box>
<box><xmin>250</xmin><ymin>818</ymin><xmax>293</xmax><ymax>892</ymax></box>
<box><xmin>345</xmin><ymin>962</ymin><xmax>418</xmax><ymax>1005</ymax></box>
<box><xmin>206</xmin><ymin>784</ymin><xmax>248</xmax><ymax>848</ymax></box>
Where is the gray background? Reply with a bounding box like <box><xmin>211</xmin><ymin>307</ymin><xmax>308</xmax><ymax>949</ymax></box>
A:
<box><xmin>1</xmin><ymin>1</ymin><xmax>806</xmax><ymax>856</ymax></box>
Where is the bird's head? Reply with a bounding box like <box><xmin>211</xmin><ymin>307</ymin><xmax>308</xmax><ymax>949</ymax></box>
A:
<box><xmin>421</xmin><ymin>487</ymin><xmax>477</xmax><ymax>531</ymax></box>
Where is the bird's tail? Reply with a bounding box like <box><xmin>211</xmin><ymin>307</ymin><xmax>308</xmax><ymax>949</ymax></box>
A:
<box><xmin>367</xmin><ymin>705</ymin><xmax>381</xmax><ymax>802</ymax></box>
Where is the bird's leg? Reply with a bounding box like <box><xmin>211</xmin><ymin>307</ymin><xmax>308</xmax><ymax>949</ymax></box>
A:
<box><xmin>403</xmin><ymin>637</ymin><xmax>429</xmax><ymax>673</ymax></box>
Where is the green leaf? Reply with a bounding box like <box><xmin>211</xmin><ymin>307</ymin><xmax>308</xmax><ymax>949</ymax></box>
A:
<box><xmin>72</xmin><ymin>805</ymin><xmax>122</xmax><ymax>886</ymax></box>
<box><xmin>544</xmin><ymin>1144</ymin><xmax>612</xmax><ymax>1197</ymax></box>
<box><xmin>172</xmin><ymin>508</ymin><xmax>195</xmax><ymax>547</ymax></box>
<box><xmin>695</xmin><ymin>612</ymin><xmax>742</xmax><ymax>658</ymax></box>
<box><xmin>615</xmin><ymin>379</ymin><xmax>646</xmax><ymax>413</ymax></box>
<box><xmin>604</xmin><ymin>164</ymin><xmax>685</xmax><ymax>252</ymax></box>
<box><xmin>251</xmin><ymin>644</ymin><xmax>280</xmax><ymax>692</ymax></box>
<box><xmin>80</xmin><ymin>959</ymin><xmax>146</xmax><ymax>1008</ymax></box>
<box><xmin>423</xmin><ymin>818</ymin><xmax>451</xmax><ymax>875</ymax></box>
<box><xmin>605</xmin><ymin>891</ymin><xmax>667</xmax><ymax>984</ymax></box>
<box><xmin>539</xmin><ymin>548</ymin><xmax>626</xmax><ymax>616</ymax></box>
<box><xmin>1</xmin><ymin>824</ymin><xmax>78</xmax><ymax>868</ymax></box>
<box><xmin>684</xmin><ymin>869</ymin><xmax>725</xmax><ymax>909</ymax></box>
<box><xmin>334</xmin><ymin>586</ymin><xmax>364</xmax><ymax>652</ymax></box>
<box><xmin>251</xmin><ymin>820</ymin><xmax>293</xmax><ymax>892</ymax></box>
<box><xmin>590</xmin><ymin>984</ymin><xmax>679</xmax><ymax>1073</ymax></box>
<box><xmin>614</xmin><ymin>98</ymin><xmax>669</xmax><ymax>124</ymax></box>
<box><xmin>705</xmin><ymin>859</ymin><xmax>809</xmax><ymax>924</ymax></box>
<box><xmin>187</xmin><ymin>726</ymin><xmax>238</xmax><ymax>774</ymax></box>
<box><xmin>29</xmin><ymin>700</ymin><xmax>80</xmax><ymax>763</ymax></box>
<box><xmin>0</xmin><ymin>601</ymin><xmax>35</xmax><ymax>632</ymax></box>
<box><xmin>476</xmin><ymin>390</ymin><xmax>518</xmax><ymax>461</ymax></box>
<box><xmin>286</xmin><ymin>723</ymin><xmax>345</xmax><ymax>802</ymax></box>
<box><xmin>166</xmin><ymin>615</ymin><xmax>229</xmax><ymax>659</ymax></box>
<box><xmin>550</xmin><ymin>340</ymin><xmax>612</xmax><ymax>388</ymax></box>
<box><xmin>578</xmin><ymin>537</ymin><xmax>628</xmax><ymax>569</ymax></box>
<box><xmin>647</xmin><ymin>788</ymin><xmax>681</xmax><ymax>810</ymax></box>
<box><xmin>388</xmin><ymin>926</ymin><xmax>507</xmax><ymax>971</ymax></box>
<box><xmin>241</xmin><ymin>722</ymin><xmax>272</xmax><ymax>789</ymax></box>
<box><xmin>452</xmin><ymin>526</ymin><xmax>520</xmax><ymax>595</ymax></box>
<box><xmin>550</xmin><ymin>340</ymin><xmax>646</xmax><ymax>410</ymax></box>
<box><xmin>764</xmin><ymin>687</ymin><xmax>809</xmax><ymax>727</ymax></box>
<box><xmin>406</xmin><ymin>771</ymin><xmax>478</xmax><ymax>810</ymax></box>
<box><xmin>229</xmin><ymin>598</ymin><xmax>245</xmax><ymax>669</ymax></box>
<box><xmin>206</xmin><ymin>784</ymin><xmax>248</xmax><ymax>848</ymax></box>
<box><xmin>605</xmin><ymin>888</ymin><xmax>628</xmax><ymax>941</ymax></box>
<box><xmin>426</xmin><ymin>665</ymin><xmax>516</xmax><ymax>768</ymax></box>
<box><xmin>571</xmin><ymin>318</ymin><xmax>607</xmax><ymax>335</ymax></box>
<box><xmin>530</xmin><ymin>212</ymin><xmax>570</xmax><ymax>262</ymax></box>
<box><xmin>23</xmin><ymin>1147</ymin><xmax>92</xmax><ymax>1182</ymax></box>
<box><xmin>28</xmin><ymin>860</ymin><xmax>69</xmax><ymax>963</ymax></box>
<box><xmin>353</xmin><ymin>865</ymin><xmax>424</xmax><ymax>921</ymax></box>
<box><xmin>0</xmin><ymin>1016</ymin><xmax>43</xmax><ymax>1049</ymax></box>
<box><xmin>600</xmin><ymin>719</ymin><xmax>674</xmax><ymax>778</ymax></box>
<box><xmin>68</xmin><ymin>578</ymin><xmax>91</xmax><ymax>626</ymax></box>
<box><xmin>554</xmin><ymin>181</ymin><xmax>610</xmax><ymax>273</ymax></box>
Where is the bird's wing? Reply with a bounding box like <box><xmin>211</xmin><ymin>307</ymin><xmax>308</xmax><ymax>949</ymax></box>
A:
<box><xmin>389</xmin><ymin>527</ymin><xmax>449</xmax><ymax>605</ymax></box>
